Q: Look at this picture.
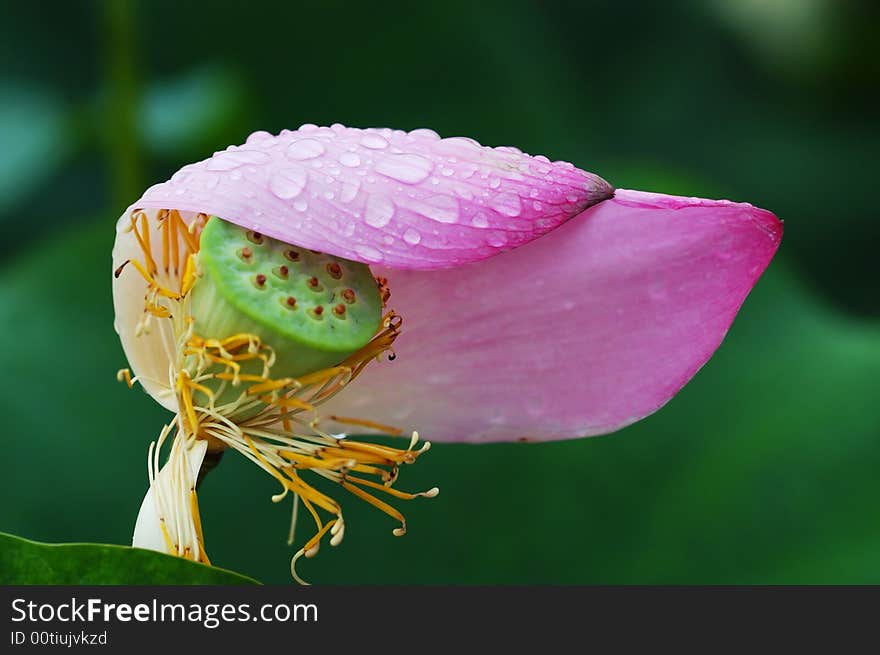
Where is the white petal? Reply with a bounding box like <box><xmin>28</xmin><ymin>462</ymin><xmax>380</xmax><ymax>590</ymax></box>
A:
<box><xmin>112</xmin><ymin>209</ymin><xmax>191</xmax><ymax>412</ymax></box>
<box><xmin>132</xmin><ymin>439</ymin><xmax>208</xmax><ymax>553</ymax></box>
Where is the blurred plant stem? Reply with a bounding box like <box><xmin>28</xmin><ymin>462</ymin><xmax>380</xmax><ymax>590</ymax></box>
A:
<box><xmin>100</xmin><ymin>0</ymin><xmax>143</xmax><ymax>209</ymax></box>
<box><xmin>196</xmin><ymin>450</ymin><xmax>225</xmax><ymax>490</ymax></box>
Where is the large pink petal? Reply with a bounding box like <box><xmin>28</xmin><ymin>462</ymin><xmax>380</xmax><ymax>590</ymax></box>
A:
<box><xmin>128</xmin><ymin>125</ymin><xmax>612</xmax><ymax>270</ymax></box>
<box><xmin>319</xmin><ymin>189</ymin><xmax>782</xmax><ymax>442</ymax></box>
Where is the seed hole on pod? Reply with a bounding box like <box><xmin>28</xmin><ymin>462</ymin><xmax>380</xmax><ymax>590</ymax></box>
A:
<box><xmin>273</xmin><ymin>265</ymin><xmax>289</xmax><ymax>279</ymax></box>
<box><xmin>254</xmin><ymin>274</ymin><xmax>267</xmax><ymax>288</ymax></box>
<box><xmin>312</xmin><ymin>305</ymin><xmax>324</xmax><ymax>319</ymax></box>
<box><xmin>341</xmin><ymin>288</ymin><xmax>356</xmax><ymax>304</ymax></box>
<box><xmin>282</xmin><ymin>296</ymin><xmax>297</xmax><ymax>310</ymax></box>
<box><xmin>326</xmin><ymin>262</ymin><xmax>343</xmax><ymax>279</ymax></box>
<box><xmin>238</xmin><ymin>247</ymin><xmax>254</xmax><ymax>262</ymax></box>
<box><xmin>332</xmin><ymin>303</ymin><xmax>347</xmax><ymax>318</ymax></box>
<box><xmin>246</xmin><ymin>230</ymin><xmax>264</xmax><ymax>245</ymax></box>
<box><xmin>284</xmin><ymin>249</ymin><xmax>301</xmax><ymax>262</ymax></box>
<box><xmin>307</xmin><ymin>276</ymin><xmax>323</xmax><ymax>291</ymax></box>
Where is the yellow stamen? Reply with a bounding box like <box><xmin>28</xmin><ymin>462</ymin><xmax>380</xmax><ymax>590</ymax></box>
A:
<box><xmin>295</xmin><ymin>366</ymin><xmax>351</xmax><ymax>388</ymax></box>
<box><xmin>327</xmin><ymin>415</ymin><xmax>403</xmax><ymax>436</ymax></box>
<box><xmin>344</xmin><ymin>474</ymin><xmax>439</xmax><ymax>500</ymax></box>
<box><xmin>176</xmin><ymin>371</ymin><xmax>200</xmax><ymax>437</ymax></box>
<box><xmin>161</xmin><ymin>212</ymin><xmax>170</xmax><ymax>273</ymax></box>
<box><xmin>190</xmin><ymin>488</ymin><xmax>211</xmax><ymax>565</ymax></box>
<box><xmin>247</xmin><ymin>377</ymin><xmax>297</xmax><ymax>396</ymax></box>
<box><xmin>341</xmin><ymin>481</ymin><xmax>408</xmax><ymax>536</ymax></box>
<box><xmin>116</xmin><ymin>368</ymin><xmax>134</xmax><ymax>388</ymax></box>
<box><xmin>169</xmin><ymin>207</ymin><xmax>180</xmax><ymax>275</ymax></box>
<box><xmin>117</xmin><ymin>208</ymin><xmax>435</xmax><ymax>582</ymax></box>
<box><xmin>173</xmin><ymin>209</ymin><xmax>199</xmax><ymax>253</ymax></box>
<box><xmin>159</xmin><ymin>519</ymin><xmax>177</xmax><ymax>555</ymax></box>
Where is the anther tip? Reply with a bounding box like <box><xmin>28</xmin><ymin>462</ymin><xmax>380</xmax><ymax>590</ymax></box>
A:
<box><xmin>113</xmin><ymin>260</ymin><xmax>130</xmax><ymax>278</ymax></box>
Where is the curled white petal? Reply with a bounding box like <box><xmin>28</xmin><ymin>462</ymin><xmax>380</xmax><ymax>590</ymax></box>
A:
<box><xmin>132</xmin><ymin>437</ymin><xmax>208</xmax><ymax>560</ymax></box>
<box><xmin>112</xmin><ymin>209</ymin><xmax>198</xmax><ymax>412</ymax></box>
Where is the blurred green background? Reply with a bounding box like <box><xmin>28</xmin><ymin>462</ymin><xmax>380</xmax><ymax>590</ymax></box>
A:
<box><xmin>1</xmin><ymin>0</ymin><xmax>878</xmax><ymax>584</ymax></box>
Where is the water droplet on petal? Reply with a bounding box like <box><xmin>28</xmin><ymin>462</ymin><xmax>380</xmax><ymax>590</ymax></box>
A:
<box><xmin>269</xmin><ymin>166</ymin><xmax>308</xmax><ymax>199</ymax></box>
<box><xmin>360</xmin><ymin>133</ymin><xmax>389</xmax><ymax>149</ymax></box>
<box><xmin>409</xmin><ymin>128</ymin><xmax>440</xmax><ymax>140</ymax></box>
<box><xmin>460</xmin><ymin>164</ymin><xmax>478</xmax><ymax>179</ymax></box>
<box><xmin>365</xmin><ymin>194</ymin><xmax>395</xmax><ymax>228</ymax></box>
<box><xmin>436</xmin><ymin>137</ymin><xmax>481</xmax><ymax>157</ymax></box>
<box><xmin>489</xmin><ymin>191</ymin><xmax>522</xmax><ymax>217</ymax></box>
<box><xmin>472</xmin><ymin>212</ymin><xmax>490</xmax><ymax>228</ymax></box>
<box><xmin>403</xmin><ymin>228</ymin><xmax>421</xmax><ymax>245</ymax></box>
<box><xmin>488</xmin><ymin>231</ymin><xmax>507</xmax><ymax>247</ymax></box>
<box><xmin>355</xmin><ymin>244</ymin><xmax>383</xmax><ymax>262</ymax></box>
<box><xmin>489</xmin><ymin>177</ymin><xmax>501</xmax><ymax>189</ymax></box>
<box><xmin>293</xmin><ymin>199</ymin><xmax>308</xmax><ymax>212</ymax></box>
<box><xmin>339</xmin><ymin>179</ymin><xmax>360</xmax><ymax>203</ymax></box>
<box><xmin>206</xmin><ymin>149</ymin><xmax>270</xmax><ymax>171</ymax></box>
<box><xmin>286</xmin><ymin>138</ymin><xmax>325</xmax><ymax>160</ymax></box>
<box><xmin>410</xmin><ymin>195</ymin><xmax>458</xmax><ymax>224</ymax></box>
<box><xmin>339</xmin><ymin>152</ymin><xmax>361</xmax><ymax>167</ymax></box>
<box><xmin>246</xmin><ymin>130</ymin><xmax>274</xmax><ymax>144</ymax></box>
<box><xmin>375</xmin><ymin>153</ymin><xmax>433</xmax><ymax>184</ymax></box>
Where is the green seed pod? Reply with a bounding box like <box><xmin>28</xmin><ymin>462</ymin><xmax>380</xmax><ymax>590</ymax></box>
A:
<box><xmin>190</xmin><ymin>216</ymin><xmax>383</xmax><ymax>379</ymax></box>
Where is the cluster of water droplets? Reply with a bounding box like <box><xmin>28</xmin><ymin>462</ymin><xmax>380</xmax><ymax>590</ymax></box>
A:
<box><xmin>144</xmin><ymin>123</ymin><xmax>610</xmax><ymax>266</ymax></box>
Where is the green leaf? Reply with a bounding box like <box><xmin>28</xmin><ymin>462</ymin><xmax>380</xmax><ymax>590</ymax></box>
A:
<box><xmin>0</xmin><ymin>532</ymin><xmax>259</xmax><ymax>585</ymax></box>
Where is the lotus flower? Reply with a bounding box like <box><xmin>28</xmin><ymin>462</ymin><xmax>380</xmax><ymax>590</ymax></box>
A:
<box><xmin>112</xmin><ymin>124</ymin><xmax>781</xmax><ymax>581</ymax></box>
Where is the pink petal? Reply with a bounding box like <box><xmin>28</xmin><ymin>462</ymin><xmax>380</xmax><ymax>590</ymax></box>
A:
<box><xmin>319</xmin><ymin>189</ymin><xmax>782</xmax><ymax>442</ymax></box>
<box><xmin>128</xmin><ymin>124</ymin><xmax>612</xmax><ymax>270</ymax></box>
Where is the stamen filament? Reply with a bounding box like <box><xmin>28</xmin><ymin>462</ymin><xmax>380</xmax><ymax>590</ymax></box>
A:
<box><xmin>341</xmin><ymin>481</ymin><xmax>408</xmax><ymax>536</ymax></box>
<box><xmin>328</xmin><ymin>415</ymin><xmax>403</xmax><ymax>436</ymax></box>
